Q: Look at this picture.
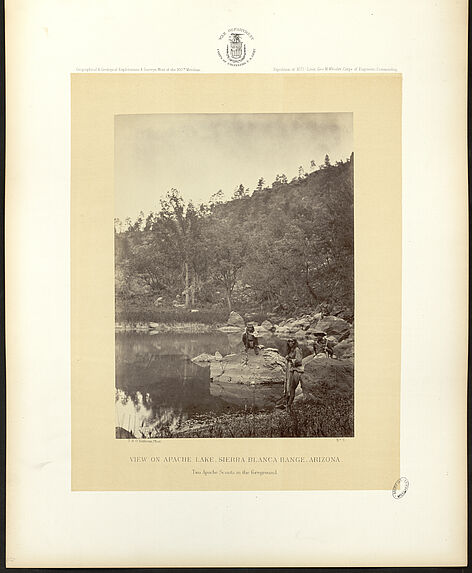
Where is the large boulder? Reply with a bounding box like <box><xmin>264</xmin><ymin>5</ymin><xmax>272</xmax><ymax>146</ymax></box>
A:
<box><xmin>276</xmin><ymin>316</ymin><xmax>312</xmax><ymax>334</ymax></box>
<box><xmin>333</xmin><ymin>339</ymin><xmax>354</xmax><ymax>359</ymax></box>
<box><xmin>337</xmin><ymin>329</ymin><xmax>351</xmax><ymax>343</ymax></box>
<box><xmin>116</xmin><ymin>426</ymin><xmax>135</xmax><ymax>439</ymax></box>
<box><xmin>293</xmin><ymin>329</ymin><xmax>308</xmax><ymax>339</ymax></box>
<box><xmin>294</xmin><ymin>357</ymin><xmax>354</xmax><ymax>403</ymax></box>
<box><xmin>191</xmin><ymin>352</ymin><xmax>217</xmax><ymax>364</ymax></box>
<box><xmin>191</xmin><ymin>351</ymin><xmax>228</xmax><ymax>364</ymax></box>
<box><xmin>227</xmin><ymin>311</ymin><xmax>246</xmax><ymax>329</ymax></box>
<box><xmin>260</xmin><ymin>319</ymin><xmax>274</xmax><ymax>331</ymax></box>
<box><xmin>210</xmin><ymin>348</ymin><xmax>285</xmax><ymax>384</ymax></box>
<box><xmin>275</xmin><ymin>325</ymin><xmax>291</xmax><ymax>334</ymax></box>
<box><xmin>294</xmin><ymin>316</ymin><xmax>312</xmax><ymax>330</ymax></box>
<box><xmin>314</xmin><ymin>315</ymin><xmax>351</xmax><ymax>337</ymax></box>
<box><xmin>208</xmin><ymin>349</ymin><xmax>286</xmax><ymax>408</ymax></box>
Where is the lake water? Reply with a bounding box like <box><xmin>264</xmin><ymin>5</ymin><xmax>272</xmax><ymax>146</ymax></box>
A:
<box><xmin>115</xmin><ymin>330</ymin><xmax>290</xmax><ymax>437</ymax></box>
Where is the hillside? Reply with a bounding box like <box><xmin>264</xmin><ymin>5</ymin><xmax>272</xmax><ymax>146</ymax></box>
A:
<box><xmin>115</xmin><ymin>154</ymin><xmax>354</xmax><ymax>321</ymax></box>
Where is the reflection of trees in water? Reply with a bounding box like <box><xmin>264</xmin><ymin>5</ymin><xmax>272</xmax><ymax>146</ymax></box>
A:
<box><xmin>116</xmin><ymin>331</ymin><xmax>233</xmax><ymax>363</ymax></box>
<box><xmin>115</xmin><ymin>331</ymin><xmax>286</xmax><ymax>363</ymax></box>
<box><xmin>115</xmin><ymin>388</ymin><xmax>188</xmax><ymax>437</ymax></box>
<box><xmin>115</xmin><ymin>332</ymin><xmax>229</xmax><ymax>425</ymax></box>
<box><xmin>115</xmin><ymin>331</ymin><xmax>290</xmax><ymax>431</ymax></box>
<box><xmin>115</xmin><ymin>389</ymin><xmax>153</xmax><ymax>436</ymax></box>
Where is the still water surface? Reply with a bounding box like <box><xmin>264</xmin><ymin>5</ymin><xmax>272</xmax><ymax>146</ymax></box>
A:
<box><xmin>115</xmin><ymin>330</ymin><xmax>288</xmax><ymax>435</ymax></box>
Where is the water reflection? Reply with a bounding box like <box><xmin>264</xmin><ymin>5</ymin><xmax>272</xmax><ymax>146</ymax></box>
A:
<box><xmin>115</xmin><ymin>330</ymin><xmax>309</xmax><ymax>437</ymax></box>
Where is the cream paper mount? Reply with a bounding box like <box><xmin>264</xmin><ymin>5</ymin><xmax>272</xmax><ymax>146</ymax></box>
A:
<box><xmin>71</xmin><ymin>73</ymin><xmax>401</xmax><ymax>491</ymax></box>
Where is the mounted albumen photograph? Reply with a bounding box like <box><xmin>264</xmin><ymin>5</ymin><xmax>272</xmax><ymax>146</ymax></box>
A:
<box><xmin>114</xmin><ymin>113</ymin><xmax>354</xmax><ymax>438</ymax></box>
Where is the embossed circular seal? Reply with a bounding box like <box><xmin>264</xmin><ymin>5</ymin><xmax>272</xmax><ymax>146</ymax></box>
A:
<box><xmin>392</xmin><ymin>477</ymin><xmax>409</xmax><ymax>499</ymax></box>
<box><xmin>217</xmin><ymin>28</ymin><xmax>256</xmax><ymax>67</ymax></box>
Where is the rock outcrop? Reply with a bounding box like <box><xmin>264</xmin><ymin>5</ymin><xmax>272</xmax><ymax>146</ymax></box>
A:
<box><xmin>293</xmin><ymin>329</ymin><xmax>308</xmax><ymax>339</ymax></box>
<box><xmin>192</xmin><ymin>309</ymin><xmax>354</xmax><ymax>410</ymax></box>
<box><xmin>294</xmin><ymin>356</ymin><xmax>354</xmax><ymax>403</ymax></box>
<box><xmin>273</xmin><ymin>313</ymin><xmax>352</xmax><ymax>339</ymax></box>
<box><xmin>210</xmin><ymin>348</ymin><xmax>286</xmax><ymax>385</ymax></box>
<box><xmin>314</xmin><ymin>315</ymin><xmax>350</xmax><ymax>337</ymax></box>
<box><xmin>227</xmin><ymin>311</ymin><xmax>246</xmax><ymax>329</ymax></box>
<box><xmin>191</xmin><ymin>348</ymin><xmax>287</xmax><ymax>409</ymax></box>
<box><xmin>260</xmin><ymin>319</ymin><xmax>274</xmax><ymax>331</ymax></box>
<box><xmin>116</xmin><ymin>426</ymin><xmax>135</xmax><ymax>439</ymax></box>
<box><xmin>333</xmin><ymin>339</ymin><xmax>354</xmax><ymax>359</ymax></box>
<box><xmin>191</xmin><ymin>352</ymin><xmax>219</xmax><ymax>364</ymax></box>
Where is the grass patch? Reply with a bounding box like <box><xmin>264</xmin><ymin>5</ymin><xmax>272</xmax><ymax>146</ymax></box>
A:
<box><xmin>115</xmin><ymin>305</ymin><xmax>229</xmax><ymax>325</ymax></box>
<box><xmin>178</xmin><ymin>398</ymin><xmax>353</xmax><ymax>438</ymax></box>
<box><xmin>115</xmin><ymin>294</ymin><xmax>279</xmax><ymax>326</ymax></box>
<box><xmin>133</xmin><ymin>394</ymin><xmax>353</xmax><ymax>439</ymax></box>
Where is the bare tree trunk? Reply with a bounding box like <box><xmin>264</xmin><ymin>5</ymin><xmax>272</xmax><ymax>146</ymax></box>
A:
<box><xmin>191</xmin><ymin>274</ymin><xmax>196</xmax><ymax>306</ymax></box>
<box><xmin>184</xmin><ymin>262</ymin><xmax>190</xmax><ymax>308</ymax></box>
<box><xmin>226</xmin><ymin>290</ymin><xmax>232</xmax><ymax>311</ymax></box>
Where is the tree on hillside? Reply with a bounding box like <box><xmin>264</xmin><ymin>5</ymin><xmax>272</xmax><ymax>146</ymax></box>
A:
<box><xmin>131</xmin><ymin>211</ymin><xmax>145</xmax><ymax>232</ymax></box>
<box><xmin>272</xmin><ymin>174</ymin><xmax>288</xmax><ymax>188</ymax></box>
<box><xmin>255</xmin><ymin>177</ymin><xmax>265</xmax><ymax>193</ymax></box>
<box><xmin>310</xmin><ymin>159</ymin><xmax>316</xmax><ymax>171</ymax></box>
<box><xmin>323</xmin><ymin>154</ymin><xmax>331</xmax><ymax>168</ymax></box>
<box><xmin>295</xmin><ymin>161</ymin><xmax>354</xmax><ymax>306</ymax></box>
<box><xmin>144</xmin><ymin>211</ymin><xmax>156</xmax><ymax>231</ymax></box>
<box><xmin>209</xmin><ymin>189</ymin><xmax>224</xmax><ymax>207</ymax></box>
<box><xmin>207</xmin><ymin>218</ymin><xmax>249</xmax><ymax>311</ymax></box>
<box><xmin>232</xmin><ymin>183</ymin><xmax>248</xmax><ymax>200</ymax></box>
<box><xmin>159</xmin><ymin>188</ymin><xmax>203</xmax><ymax>307</ymax></box>
<box><xmin>126</xmin><ymin>234</ymin><xmax>180</xmax><ymax>294</ymax></box>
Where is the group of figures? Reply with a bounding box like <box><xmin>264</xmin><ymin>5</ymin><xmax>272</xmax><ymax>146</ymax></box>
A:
<box><xmin>242</xmin><ymin>325</ymin><xmax>337</xmax><ymax>412</ymax></box>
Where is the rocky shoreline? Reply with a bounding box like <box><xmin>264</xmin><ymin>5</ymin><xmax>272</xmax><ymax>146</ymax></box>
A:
<box><xmin>115</xmin><ymin>309</ymin><xmax>354</xmax><ymax>357</ymax></box>
<box><xmin>115</xmin><ymin>321</ymin><xmax>216</xmax><ymax>333</ymax></box>
<box><xmin>115</xmin><ymin>309</ymin><xmax>354</xmax><ymax>436</ymax></box>
<box><xmin>216</xmin><ymin>309</ymin><xmax>354</xmax><ymax>360</ymax></box>
<box><xmin>187</xmin><ymin>310</ymin><xmax>354</xmax><ymax>417</ymax></box>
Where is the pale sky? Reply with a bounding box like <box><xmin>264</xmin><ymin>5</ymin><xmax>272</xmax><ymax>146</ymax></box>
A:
<box><xmin>115</xmin><ymin>113</ymin><xmax>353</xmax><ymax>222</ymax></box>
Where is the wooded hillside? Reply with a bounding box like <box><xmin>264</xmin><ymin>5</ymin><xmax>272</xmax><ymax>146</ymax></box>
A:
<box><xmin>115</xmin><ymin>153</ymin><xmax>354</xmax><ymax>320</ymax></box>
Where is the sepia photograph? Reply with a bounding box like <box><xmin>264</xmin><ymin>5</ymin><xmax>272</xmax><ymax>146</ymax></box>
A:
<box><xmin>114</xmin><ymin>113</ymin><xmax>354</xmax><ymax>439</ymax></box>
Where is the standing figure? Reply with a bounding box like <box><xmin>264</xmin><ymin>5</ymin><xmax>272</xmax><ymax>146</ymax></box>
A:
<box><xmin>242</xmin><ymin>324</ymin><xmax>260</xmax><ymax>355</ymax></box>
<box><xmin>324</xmin><ymin>337</ymin><xmax>336</xmax><ymax>359</ymax></box>
<box><xmin>313</xmin><ymin>332</ymin><xmax>335</xmax><ymax>359</ymax></box>
<box><xmin>285</xmin><ymin>338</ymin><xmax>304</xmax><ymax>411</ymax></box>
<box><xmin>313</xmin><ymin>332</ymin><xmax>326</xmax><ymax>356</ymax></box>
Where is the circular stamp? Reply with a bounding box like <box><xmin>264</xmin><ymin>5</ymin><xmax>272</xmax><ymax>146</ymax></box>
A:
<box><xmin>217</xmin><ymin>28</ymin><xmax>256</xmax><ymax>66</ymax></box>
<box><xmin>392</xmin><ymin>477</ymin><xmax>409</xmax><ymax>499</ymax></box>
